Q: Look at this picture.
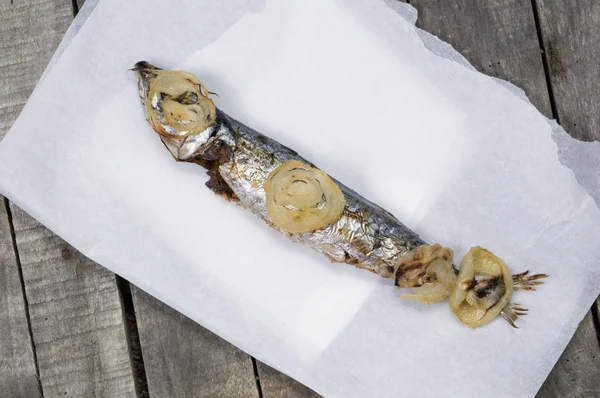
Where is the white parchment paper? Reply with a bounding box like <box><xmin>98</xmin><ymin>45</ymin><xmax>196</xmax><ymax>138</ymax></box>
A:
<box><xmin>2</xmin><ymin>0</ymin><xmax>600</xmax><ymax>396</ymax></box>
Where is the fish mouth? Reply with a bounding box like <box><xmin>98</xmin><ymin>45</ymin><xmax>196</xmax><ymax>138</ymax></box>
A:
<box><xmin>132</xmin><ymin>60</ymin><xmax>160</xmax><ymax>71</ymax></box>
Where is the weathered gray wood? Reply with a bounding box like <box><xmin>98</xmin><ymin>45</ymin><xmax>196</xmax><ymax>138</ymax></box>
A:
<box><xmin>1</xmin><ymin>0</ymin><xmax>598</xmax><ymax>397</ymax></box>
<box><xmin>257</xmin><ymin>362</ymin><xmax>320</xmax><ymax>398</ymax></box>
<box><xmin>130</xmin><ymin>286</ymin><xmax>259</xmax><ymax>398</ymax></box>
<box><xmin>411</xmin><ymin>0</ymin><xmax>553</xmax><ymax>118</ymax></box>
<box><xmin>10</xmin><ymin>205</ymin><xmax>137</xmax><ymax>397</ymax></box>
<box><xmin>0</xmin><ymin>198</ymin><xmax>41</xmax><ymax>397</ymax></box>
<box><xmin>534</xmin><ymin>0</ymin><xmax>600</xmax><ymax>141</ymax></box>
<box><xmin>0</xmin><ymin>0</ymin><xmax>137</xmax><ymax>396</ymax></box>
<box><xmin>536</xmin><ymin>311</ymin><xmax>600</xmax><ymax>397</ymax></box>
<box><xmin>0</xmin><ymin>0</ymin><xmax>73</xmax><ymax>138</ymax></box>
<box><xmin>532</xmin><ymin>0</ymin><xmax>600</xmax><ymax>390</ymax></box>
<box><xmin>409</xmin><ymin>0</ymin><xmax>600</xmax><ymax>396</ymax></box>
<box><xmin>75</xmin><ymin>0</ymin><xmax>85</xmax><ymax>13</ymax></box>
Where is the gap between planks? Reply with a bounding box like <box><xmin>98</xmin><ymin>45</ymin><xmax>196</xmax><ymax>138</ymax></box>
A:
<box><xmin>3</xmin><ymin>197</ymin><xmax>43</xmax><ymax>397</ymax></box>
<box><xmin>593</xmin><ymin>303</ymin><xmax>600</xmax><ymax>355</ymax></box>
<box><xmin>530</xmin><ymin>0</ymin><xmax>560</xmax><ymax>121</ymax></box>
<box><xmin>534</xmin><ymin>0</ymin><xmax>600</xmax><ymax>142</ymax></box>
<box><xmin>1</xmin><ymin>0</ymin><xmax>137</xmax><ymax>396</ymax></box>
<box><xmin>2</xmin><ymin>0</ymin><xmax>598</xmax><ymax>396</ymax></box>
<box><xmin>252</xmin><ymin>357</ymin><xmax>265</xmax><ymax>398</ymax></box>
<box><xmin>115</xmin><ymin>276</ymin><xmax>149</xmax><ymax>397</ymax></box>
<box><xmin>0</xmin><ymin>196</ymin><xmax>41</xmax><ymax>396</ymax></box>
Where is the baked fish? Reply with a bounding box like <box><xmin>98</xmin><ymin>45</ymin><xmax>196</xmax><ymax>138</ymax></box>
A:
<box><xmin>133</xmin><ymin>61</ymin><xmax>545</xmax><ymax>328</ymax></box>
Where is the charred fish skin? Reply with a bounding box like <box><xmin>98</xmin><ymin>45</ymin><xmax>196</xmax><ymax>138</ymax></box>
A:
<box><xmin>134</xmin><ymin>62</ymin><xmax>546</xmax><ymax>327</ymax></box>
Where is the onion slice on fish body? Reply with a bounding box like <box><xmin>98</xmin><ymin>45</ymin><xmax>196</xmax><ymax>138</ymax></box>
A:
<box><xmin>264</xmin><ymin>160</ymin><xmax>346</xmax><ymax>234</ymax></box>
<box><xmin>394</xmin><ymin>243</ymin><xmax>457</xmax><ymax>305</ymax></box>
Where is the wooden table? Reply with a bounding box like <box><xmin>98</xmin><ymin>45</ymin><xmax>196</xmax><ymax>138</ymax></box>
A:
<box><xmin>1</xmin><ymin>0</ymin><xmax>599</xmax><ymax>396</ymax></box>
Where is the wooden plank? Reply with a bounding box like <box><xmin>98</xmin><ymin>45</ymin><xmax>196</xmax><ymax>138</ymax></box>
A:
<box><xmin>534</xmin><ymin>0</ymin><xmax>600</xmax><ymax>142</ymax></box>
<box><xmin>0</xmin><ymin>0</ymin><xmax>72</xmax><ymax>396</ymax></box>
<box><xmin>409</xmin><ymin>0</ymin><xmax>600</xmax><ymax>396</ymax></box>
<box><xmin>257</xmin><ymin>362</ymin><xmax>320</xmax><ymax>398</ymax></box>
<box><xmin>536</xmin><ymin>311</ymin><xmax>600</xmax><ymax>397</ymax></box>
<box><xmin>10</xmin><ymin>206</ymin><xmax>137</xmax><ymax>397</ymax></box>
<box><xmin>0</xmin><ymin>197</ymin><xmax>41</xmax><ymax>397</ymax></box>
<box><xmin>130</xmin><ymin>286</ymin><xmax>259</xmax><ymax>397</ymax></box>
<box><xmin>0</xmin><ymin>0</ymin><xmax>72</xmax><ymax>138</ymax></box>
<box><xmin>532</xmin><ymin>0</ymin><xmax>600</xmax><ymax>392</ymax></box>
<box><xmin>410</xmin><ymin>0</ymin><xmax>553</xmax><ymax>118</ymax></box>
<box><xmin>2</xmin><ymin>1</ymin><xmax>596</xmax><ymax>398</ymax></box>
<box><xmin>0</xmin><ymin>0</ymin><xmax>137</xmax><ymax>396</ymax></box>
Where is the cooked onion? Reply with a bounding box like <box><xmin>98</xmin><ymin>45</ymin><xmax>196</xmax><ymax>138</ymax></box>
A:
<box><xmin>449</xmin><ymin>247</ymin><xmax>513</xmax><ymax>328</ymax></box>
<box><xmin>264</xmin><ymin>160</ymin><xmax>345</xmax><ymax>233</ymax></box>
<box><xmin>146</xmin><ymin>70</ymin><xmax>216</xmax><ymax>139</ymax></box>
<box><xmin>395</xmin><ymin>244</ymin><xmax>456</xmax><ymax>304</ymax></box>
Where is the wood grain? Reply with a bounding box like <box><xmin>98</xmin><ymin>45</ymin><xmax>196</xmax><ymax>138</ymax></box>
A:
<box><xmin>535</xmin><ymin>0</ymin><xmax>600</xmax><ymax>142</ymax></box>
<box><xmin>410</xmin><ymin>0</ymin><xmax>552</xmax><ymax>118</ymax></box>
<box><xmin>257</xmin><ymin>362</ymin><xmax>320</xmax><ymax>398</ymax></box>
<box><xmin>10</xmin><ymin>205</ymin><xmax>136</xmax><ymax>397</ymax></box>
<box><xmin>131</xmin><ymin>286</ymin><xmax>259</xmax><ymax>398</ymax></box>
<box><xmin>0</xmin><ymin>198</ymin><xmax>41</xmax><ymax>397</ymax></box>
<box><xmin>0</xmin><ymin>0</ymin><xmax>137</xmax><ymax>396</ymax></box>
<box><xmin>1</xmin><ymin>0</ymin><xmax>598</xmax><ymax>397</ymax></box>
<box><xmin>0</xmin><ymin>0</ymin><xmax>73</xmax><ymax>138</ymax></box>
<box><xmin>409</xmin><ymin>0</ymin><xmax>600</xmax><ymax>396</ymax></box>
<box><xmin>532</xmin><ymin>0</ymin><xmax>600</xmax><ymax>391</ymax></box>
<box><xmin>536</xmin><ymin>311</ymin><xmax>600</xmax><ymax>397</ymax></box>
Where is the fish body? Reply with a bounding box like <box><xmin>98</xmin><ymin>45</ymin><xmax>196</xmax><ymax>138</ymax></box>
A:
<box><xmin>213</xmin><ymin>111</ymin><xmax>424</xmax><ymax>278</ymax></box>
<box><xmin>134</xmin><ymin>61</ymin><xmax>545</xmax><ymax>327</ymax></box>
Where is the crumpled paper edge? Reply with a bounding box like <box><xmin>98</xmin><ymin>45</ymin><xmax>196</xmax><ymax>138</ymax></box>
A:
<box><xmin>385</xmin><ymin>2</ymin><xmax>600</xmax><ymax>211</ymax></box>
<box><xmin>38</xmin><ymin>0</ymin><xmax>100</xmax><ymax>86</ymax></box>
<box><xmin>387</xmin><ymin>1</ymin><xmax>600</xmax><ymax>394</ymax></box>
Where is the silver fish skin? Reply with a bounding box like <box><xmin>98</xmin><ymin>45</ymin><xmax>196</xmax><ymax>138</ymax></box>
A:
<box><xmin>134</xmin><ymin>61</ymin><xmax>425</xmax><ymax>279</ymax></box>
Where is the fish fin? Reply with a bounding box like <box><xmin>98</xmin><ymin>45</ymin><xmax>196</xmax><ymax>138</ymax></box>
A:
<box><xmin>512</xmin><ymin>271</ymin><xmax>548</xmax><ymax>291</ymax></box>
<box><xmin>500</xmin><ymin>302</ymin><xmax>528</xmax><ymax>328</ymax></box>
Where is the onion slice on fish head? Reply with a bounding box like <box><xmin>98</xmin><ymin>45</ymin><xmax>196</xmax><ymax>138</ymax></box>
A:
<box><xmin>449</xmin><ymin>246</ymin><xmax>513</xmax><ymax>328</ymax></box>
<box><xmin>145</xmin><ymin>70</ymin><xmax>216</xmax><ymax>139</ymax></box>
<box><xmin>264</xmin><ymin>160</ymin><xmax>346</xmax><ymax>233</ymax></box>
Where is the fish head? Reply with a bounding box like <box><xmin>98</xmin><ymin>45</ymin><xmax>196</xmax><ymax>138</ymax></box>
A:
<box><xmin>132</xmin><ymin>60</ymin><xmax>161</xmax><ymax>105</ymax></box>
<box><xmin>132</xmin><ymin>61</ymin><xmax>218</xmax><ymax>160</ymax></box>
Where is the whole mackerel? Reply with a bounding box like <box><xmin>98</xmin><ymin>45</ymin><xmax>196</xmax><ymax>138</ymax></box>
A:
<box><xmin>133</xmin><ymin>61</ymin><xmax>546</xmax><ymax>328</ymax></box>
